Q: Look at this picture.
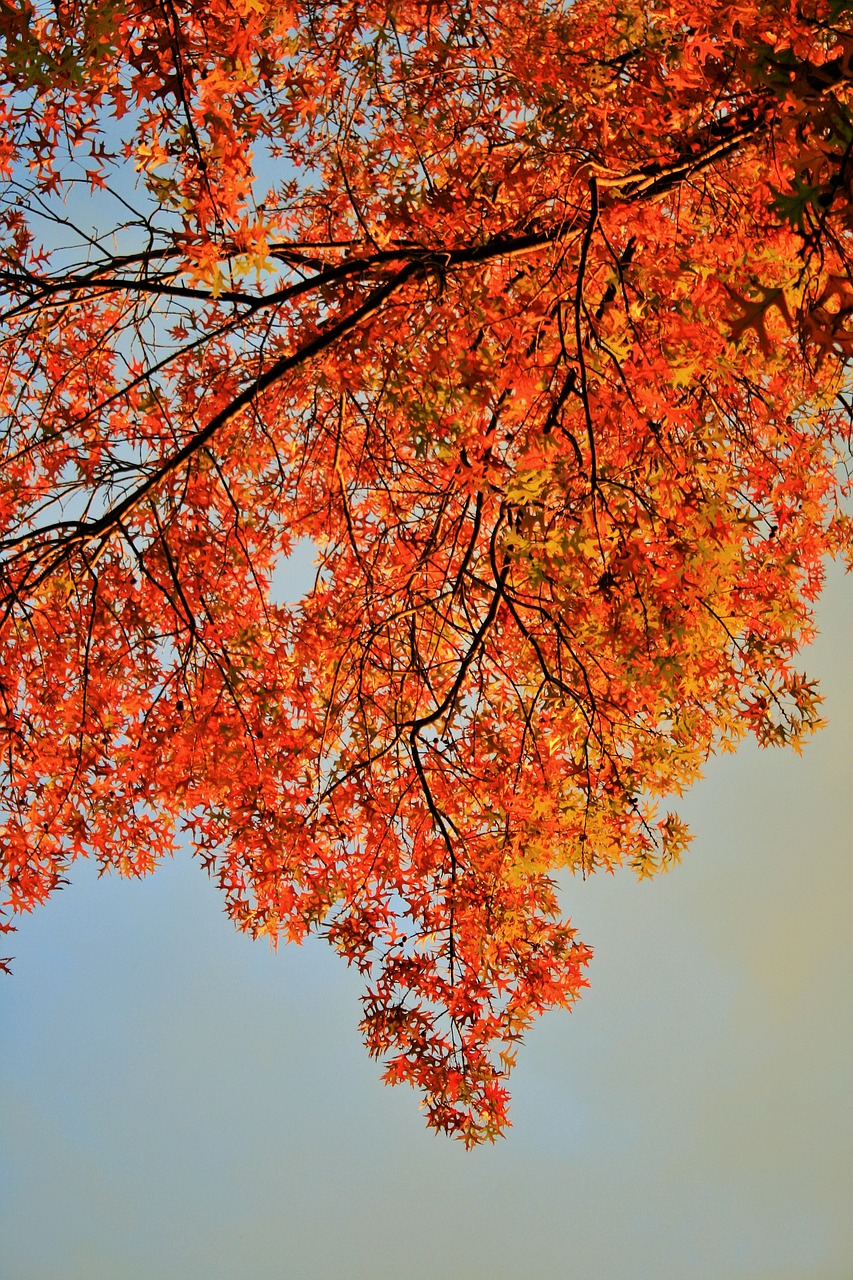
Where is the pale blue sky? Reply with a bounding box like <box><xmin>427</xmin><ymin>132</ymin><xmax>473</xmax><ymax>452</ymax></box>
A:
<box><xmin>1</xmin><ymin>561</ymin><xmax>851</xmax><ymax>1280</ymax></box>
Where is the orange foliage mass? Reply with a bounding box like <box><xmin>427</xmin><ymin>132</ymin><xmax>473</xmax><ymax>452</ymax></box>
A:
<box><xmin>0</xmin><ymin>0</ymin><xmax>851</xmax><ymax>1140</ymax></box>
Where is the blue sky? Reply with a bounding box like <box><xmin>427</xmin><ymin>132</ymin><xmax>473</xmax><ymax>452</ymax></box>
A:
<box><xmin>1</xmin><ymin>559</ymin><xmax>851</xmax><ymax>1280</ymax></box>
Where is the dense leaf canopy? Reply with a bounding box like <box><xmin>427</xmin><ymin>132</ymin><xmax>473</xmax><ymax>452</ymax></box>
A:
<box><xmin>1</xmin><ymin>0</ymin><xmax>852</xmax><ymax>1140</ymax></box>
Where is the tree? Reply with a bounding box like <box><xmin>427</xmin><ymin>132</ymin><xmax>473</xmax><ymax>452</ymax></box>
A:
<box><xmin>0</xmin><ymin>0</ymin><xmax>851</xmax><ymax>1142</ymax></box>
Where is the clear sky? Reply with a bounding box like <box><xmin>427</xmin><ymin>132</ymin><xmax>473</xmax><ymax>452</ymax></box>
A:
<box><xmin>1</xmin><ymin>559</ymin><xmax>851</xmax><ymax>1280</ymax></box>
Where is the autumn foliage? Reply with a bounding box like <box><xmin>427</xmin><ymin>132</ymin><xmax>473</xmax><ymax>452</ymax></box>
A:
<box><xmin>1</xmin><ymin>0</ymin><xmax>852</xmax><ymax>1140</ymax></box>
